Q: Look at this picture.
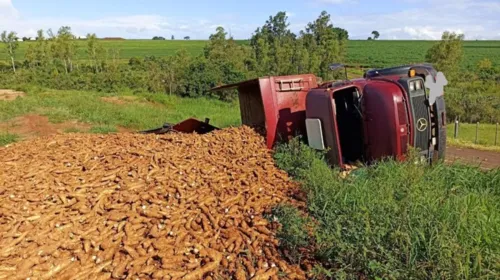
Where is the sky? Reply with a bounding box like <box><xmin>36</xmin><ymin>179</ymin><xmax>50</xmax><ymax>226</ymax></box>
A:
<box><xmin>1</xmin><ymin>0</ymin><xmax>500</xmax><ymax>40</ymax></box>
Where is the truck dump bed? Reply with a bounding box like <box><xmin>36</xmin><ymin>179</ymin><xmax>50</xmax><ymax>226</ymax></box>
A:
<box><xmin>213</xmin><ymin>74</ymin><xmax>318</xmax><ymax>148</ymax></box>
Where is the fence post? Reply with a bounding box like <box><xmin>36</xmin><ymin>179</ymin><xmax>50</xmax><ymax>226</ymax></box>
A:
<box><xmin>495</xmin><ymin>123</ymin><xmax>498</xmax><ymax>146</ymax></box>
<box><xmin>475</xmin><ymin>122</ymin><xmax>479</xmax><ymax>144</ymax></box>
<box><xmin>454</xmin><ymin>120</ymin><xmax>459</xmax><ymax>139</ymax></box>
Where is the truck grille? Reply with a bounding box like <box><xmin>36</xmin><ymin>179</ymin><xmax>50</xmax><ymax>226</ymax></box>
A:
<box><xmin>411</xmin><ymin>94</ymin><xmax>430</xmax><ymax>151</ymax></box>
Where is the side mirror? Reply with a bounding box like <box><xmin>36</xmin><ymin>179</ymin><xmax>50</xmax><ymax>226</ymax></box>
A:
<box><xmin>329</xmin><ymin>63</ymin><xmax>348</xmax><ymax>81</ymax></box>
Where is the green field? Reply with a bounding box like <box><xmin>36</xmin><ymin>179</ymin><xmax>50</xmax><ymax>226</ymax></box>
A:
<box><xmin>447</xmin><ymin>123</ymin><xmax>500</xmax><ymax>151</ymax></box>
<box><xmin>2</xmin><ymin>40</ymin><xmax>499</xmax><ymax>69</ymax></box>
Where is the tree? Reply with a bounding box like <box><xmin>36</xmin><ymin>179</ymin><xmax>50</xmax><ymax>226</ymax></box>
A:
<box><xmin>152</xmin><ymin>36</ymin><xmax>165</xmax><ymax>40</ymax></box>
<box><xmin>51</xmin><ymin>26</ymin><xmax>77</xmax><ymax>73</ymax></box>
<box><xmin>165</xmin><ymin>49</ymin><xmax>191</xmax><ymax>95</ymax></box>
<box><xmin>367</xmin><ymin>37</ymin><xmax>373</xmax><ymax>40</ymax></box>
<box><xmin>425</xmin><ymin>31</ymin><xmax>464</xmax><ymax>80</ymax></box>
<box><xmin>1</xmin><ymin>31</ymin><xmax>19</xmax><ymax>72</ymax></box>
<box><xmin>333</xmin><ymin>27</ymin><xmax>349</xmax><ymax>40</ymax></box>
<box><xmin>86</xmin><ymin>33</ymin><xmax>105</xmax><ymax>72</ymax></box>
<box><xmin>371</xmin><ymin>30</ymin><xmax>380</xmax><ymax>40</ymax></box>
<box><xmin>184</xmin><ymin>36</ymin><xmax>190</xmax><ymax>40</ymax></box>
<box><xmin>34</xmin><ymin>29</ymin><xmax>49</xmax><ymax>66</ymax></box>
<box><xmin>171</xmin><ymin>35</ymin><xmax>175</xmax><ymax>40</ymax></box>
<box><xmin>250</xmin><ymin>11</ymin><xmax>296</xmax><ymax>75</ymax></box>
<box><xmin>300</xmin><ymin>11</ymin><xmax>346</xmax><ymax>80</ymax></box>
<box><xmin>22</xmin><ymin>37</ymin><xmax>31</xmax><ymax>41</ymax></box>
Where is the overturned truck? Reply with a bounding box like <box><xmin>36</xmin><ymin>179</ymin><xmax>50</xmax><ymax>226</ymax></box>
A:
<box><xmin>147</xmin><ymin>64</ymin><xmax>447</xmax><ymax>168</ymax></box>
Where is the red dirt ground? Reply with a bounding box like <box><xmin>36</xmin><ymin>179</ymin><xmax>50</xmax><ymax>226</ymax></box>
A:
<box><xmin>0</xmin><ymin>114</ymin><xmax>131</xmax><ymax>140</ymax></box>
<box><xmin>0</xmin><ymin>114</ymin><xmax>92</xmax><ymax>138</ymax></box>
<box><xmin>447</xmin><ymin>146</ymin><xmax>500</xmax><ymax>169</ymax></box>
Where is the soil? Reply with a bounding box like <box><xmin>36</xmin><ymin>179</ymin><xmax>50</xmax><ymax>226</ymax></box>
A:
<box><xmin>447</xmin><ymin>146</ymin><xmax>500</xmax><ymax>169</ymax></box>
<box><xmin>0</xmin><ymin>89</ymin><xmax>26</xmax><ymax>101</ymax></box>
<box><xmin>0</xmin><ymin>114</ymin><xmax>92</xmax><ymax>139</ymax></box>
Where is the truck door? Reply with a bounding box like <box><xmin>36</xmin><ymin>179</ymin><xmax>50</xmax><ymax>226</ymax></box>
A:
<box><xmin>305</xmin><ymin>88</ymin><xmax>343</xmax><ymax>168</ymax></box>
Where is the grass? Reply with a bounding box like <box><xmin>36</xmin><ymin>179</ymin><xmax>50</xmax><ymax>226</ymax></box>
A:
<box><xmin>273</xmin><ymin>138</ymin><xmax>500</xmax><ymax>279</ymax></box>
<box><xmin>0</xmin><ymin>88</ymin><xmax>241</xmax><ymax>130</ymax></box>
<box><xmin>0</xmin><ymin>132</ymin><xmax>19</xmax><ymax>146</ymax></box>
<box><xmin>3</xmin><ymin>40</ymin><xmax>499</xmax><ymax>69</ymax></box>
<box><xmin>346</xmin><ymin>40</ymin><xmax>500</xmax><ymax>69</ymax></box>
<box><xmin>89</xmin><ymin>125</ymin><xmax>118</xmax><ymax>134</ymax></box>
<box><xmin>63</xmin><ymin>127</ymin><xmax>82</xmax><ymax>133</ymax></box>
<box><xmin>448</xmin><ymin>138</ymin><xmax>500</xmax><ymax>152</ymax></box>
<box><xmin>447</xmin><ymin>123</ymin><xmax>499</xmax><ymax>148</ymax></box>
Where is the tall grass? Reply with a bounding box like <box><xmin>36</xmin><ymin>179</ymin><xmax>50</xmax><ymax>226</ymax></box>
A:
<box><xmin>274</xmin><ymin>139</ymin><xmax>499</xmax><ymax>279</ymax></box>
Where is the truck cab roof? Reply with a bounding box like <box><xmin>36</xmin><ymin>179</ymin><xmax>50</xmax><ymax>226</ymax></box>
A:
<box><xmin>364</xmin><ymin>64</ymin><xmax>437</xmax><ymax>80</ymax></box>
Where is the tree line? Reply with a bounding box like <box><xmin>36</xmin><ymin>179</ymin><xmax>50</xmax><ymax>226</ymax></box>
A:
<box><xmin>0</xmin><ymin>12</ymin><xmax>499</xmax><ymax>122</ymax></box>
<box><xmin>0</xmin><ymin>11</ymin><xmax>348</xmax><ymax>99</ymax></box>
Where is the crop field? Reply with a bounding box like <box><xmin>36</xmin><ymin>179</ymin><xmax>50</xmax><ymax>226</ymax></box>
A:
<box><xmin>2</xmin><ymin>40</ymin><xmax>499</xmax><ymax>69</ymax></box>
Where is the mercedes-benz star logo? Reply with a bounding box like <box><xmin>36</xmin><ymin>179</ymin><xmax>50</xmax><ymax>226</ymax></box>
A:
<box><xmin>416</xmin><ymin>118</ymin><xmax>428</xmax><ymax>132</ymax></box>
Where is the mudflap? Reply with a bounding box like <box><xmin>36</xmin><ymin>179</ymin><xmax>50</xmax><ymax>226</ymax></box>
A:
<box><xmin>433</xmin><ymin>96</ymin><xmax>447</xmax><ymax>160</ymax></box>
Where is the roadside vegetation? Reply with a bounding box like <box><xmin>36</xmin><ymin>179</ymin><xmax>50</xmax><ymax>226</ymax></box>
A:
<box><xmin>273</xmin><ymin>139</ymin><xmax>500</xmax><ymax>279</ymax></box>
<box><xmin>0</xmin><ymin>132</ymin><xmax>18</xmax><ymax>146</ymax></box>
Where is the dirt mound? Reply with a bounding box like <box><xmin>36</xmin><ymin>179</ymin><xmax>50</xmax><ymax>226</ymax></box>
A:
<box><xmin>0</xmin><ymin>127</ymin><xmax>305</xmax><ymax>279</ymax></box>
<box><xmin>0</xmin><ymin>89</ymin><xmax>25</xmax><ymax>101</ymax></box>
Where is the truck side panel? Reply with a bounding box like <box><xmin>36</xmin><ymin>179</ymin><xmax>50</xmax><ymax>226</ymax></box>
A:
<box><xmin>363</xmin><ymin>80</ymin><xmax>407</xmax><ymax>161</ymax></box>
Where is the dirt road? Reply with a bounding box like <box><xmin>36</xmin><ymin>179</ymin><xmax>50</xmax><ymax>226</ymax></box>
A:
<box><xmin>447</xmin><ymin>146</ymin><xmax>500</xmax><ymax>169</ymax></box>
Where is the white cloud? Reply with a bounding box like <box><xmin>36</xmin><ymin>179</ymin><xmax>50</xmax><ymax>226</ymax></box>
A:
<box><xmin>329</xmin><ymin>0</ymin><xmax>500</xmax><ymax>39</ymax></box>
<box><xmin>1</xmin><ymin>0</ymin><xmax>499</xmax><ymax>40</ymax></box>
<box><xmin>0</xmin><ymin>0</ymin><xmax>18</xmax><ymax>18</ymax></box>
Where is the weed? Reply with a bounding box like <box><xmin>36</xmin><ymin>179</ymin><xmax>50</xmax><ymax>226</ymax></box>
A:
<box><xmin>270</xmin><ymin>205</ymin><xmax>313</xmax><ymax>263</ymax></box>
<box><xmin>0</xmin><ymin>133</ymin><xmax>19</xmax><ymax>146</ymax></box>
<box><xmin>89</xmin><ymin>125</ymin><xmax>118</xmax><ymax>134</ymax></box>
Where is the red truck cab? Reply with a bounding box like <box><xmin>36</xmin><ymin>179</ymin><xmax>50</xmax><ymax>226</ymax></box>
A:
<box><xmin>211</xmin><ymin>64</ymin><xmax>446</xmax><ymax>168</ymax></box>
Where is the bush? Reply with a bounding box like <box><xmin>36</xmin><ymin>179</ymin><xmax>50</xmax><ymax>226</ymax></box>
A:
<box><xmin>274</xmin><ymin>140</ymin><xmax>500</xmax><ymax>279</ymax></box>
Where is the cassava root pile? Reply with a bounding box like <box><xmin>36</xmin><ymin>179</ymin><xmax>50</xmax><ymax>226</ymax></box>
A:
<box><xmin>0</xmin><ymin>127</ymin><xmax>306</xmax><ymax>280</ymax></box>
